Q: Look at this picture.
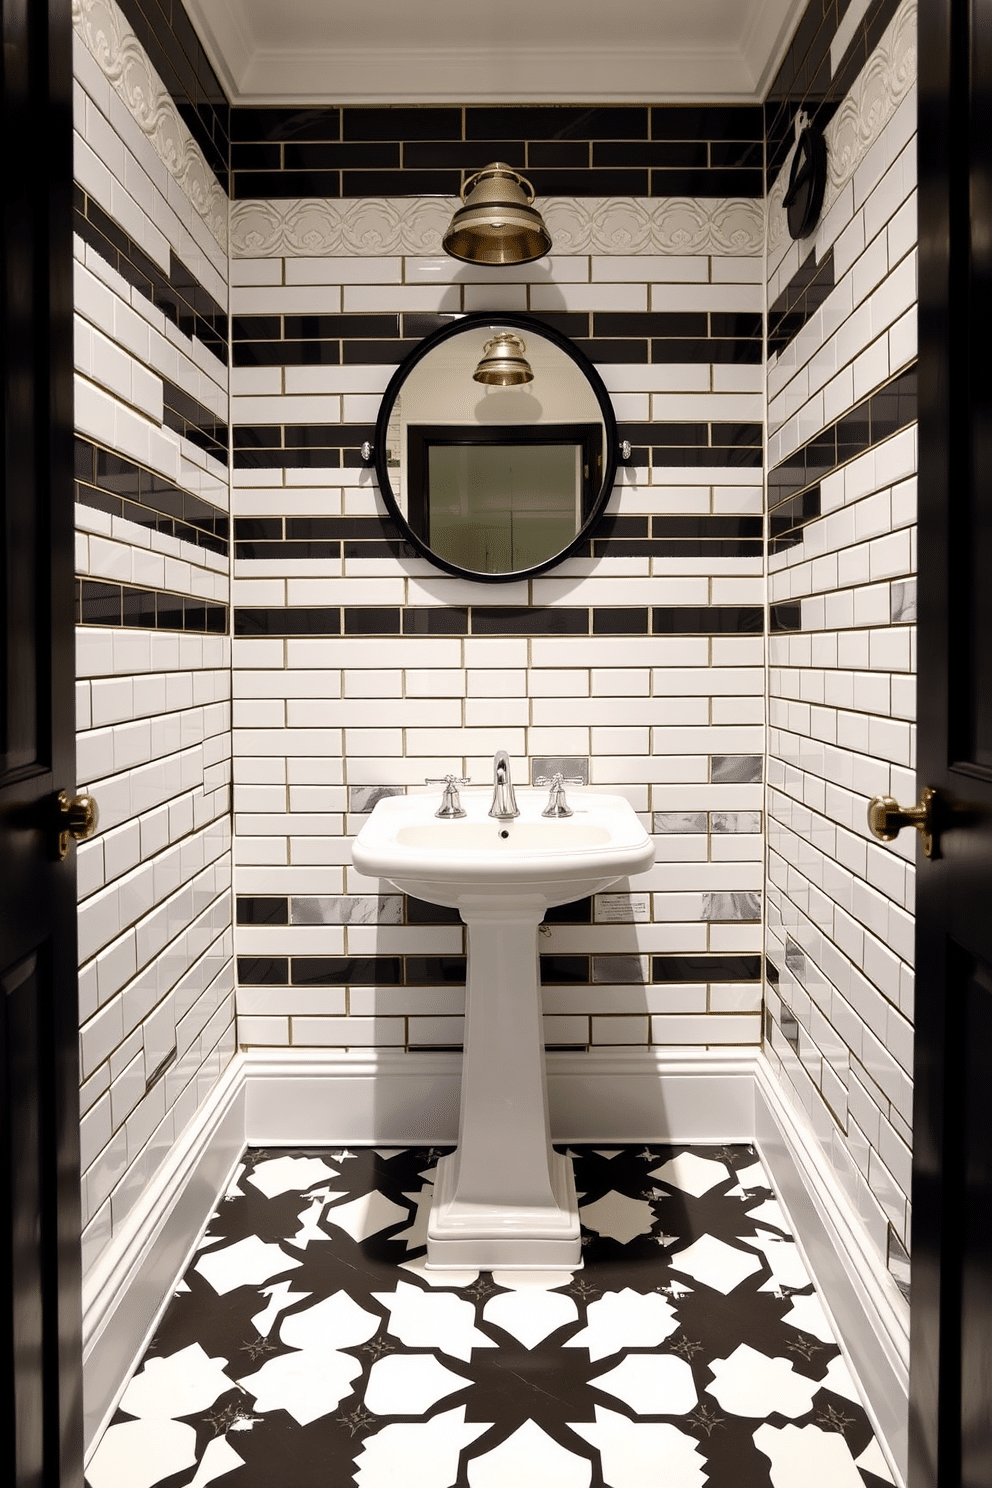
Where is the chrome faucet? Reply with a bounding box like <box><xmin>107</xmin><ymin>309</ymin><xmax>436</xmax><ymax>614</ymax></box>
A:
<box><xmin>489</xmin><ymin>750</ymin><xmax>519</xmax><ymax>820</ymax></box>
<box><xmin>541</xmin><ymin>772</ymin><xmax>573</xmax><ymax>818</ymax></box>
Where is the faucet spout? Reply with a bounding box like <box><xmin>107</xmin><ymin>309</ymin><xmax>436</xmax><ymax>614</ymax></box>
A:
<box><xmin>489</xmin><ymin>749</ymin><xmax>520</xmax><ymax>820</ymax></box>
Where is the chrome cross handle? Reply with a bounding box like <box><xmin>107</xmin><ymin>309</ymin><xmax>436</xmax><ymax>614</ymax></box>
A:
<box><xmin>426</xmin><ymin>774</ymin><xmax>471</xmax><ymax>818</ymax></box>
<box><xmin>542</xmin><ymin>773</ymin><xmax>574</xmax><ymax>818</ymax></box>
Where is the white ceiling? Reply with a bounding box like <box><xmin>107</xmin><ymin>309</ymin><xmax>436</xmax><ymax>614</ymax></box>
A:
<box><xmin>184</xmin><ymin>0</ymin><xmax>803</xmax><ymax>105</ymax></box>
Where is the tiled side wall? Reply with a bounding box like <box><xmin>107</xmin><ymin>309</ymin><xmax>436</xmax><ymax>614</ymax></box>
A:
<box><xmin>762</xmin><ymin>0</ymin><xmax>917</xmax><ymax>1277</ymax></box>
<box><xmin>229</xmin><ymin>236</ymin><xmax>767</xmax><ymax>1056</ymax></box>
<box><xmin>72</xmin><ymin>3</ymin><xmax>234</xmax><ymax>1277</ymax></box>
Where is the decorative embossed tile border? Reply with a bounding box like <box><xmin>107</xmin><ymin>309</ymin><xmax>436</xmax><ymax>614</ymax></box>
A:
<box><xmin>85</xmin><ymin>1145</ymin><xmax>895</xmax><ymax>1488</ymax></box>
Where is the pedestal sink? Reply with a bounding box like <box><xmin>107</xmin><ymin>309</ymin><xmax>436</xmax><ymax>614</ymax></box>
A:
<box><xmin>352</xmin><ymin>785</ymin><xmax>654</xmax><ymax>1268</ymax></box>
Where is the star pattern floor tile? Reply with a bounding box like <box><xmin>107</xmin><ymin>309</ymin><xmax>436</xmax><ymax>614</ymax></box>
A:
<box><xmin>85</xmin><ymin>1145</ymin><xmax>897</xmax><ymax>1488</ymax></box>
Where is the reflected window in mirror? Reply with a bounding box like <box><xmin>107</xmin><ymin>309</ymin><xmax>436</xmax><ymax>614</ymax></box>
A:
<box><xmin>407</xmin><ymin>423</ymin><xmax>603</xmax><ymax>575</ymax></box>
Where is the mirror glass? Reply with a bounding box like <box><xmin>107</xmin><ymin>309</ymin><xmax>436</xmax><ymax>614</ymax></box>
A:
<box><xmin>374</xmin><ymin>315</ymin><xmax>618</xmax><ymax>581</ymax></box>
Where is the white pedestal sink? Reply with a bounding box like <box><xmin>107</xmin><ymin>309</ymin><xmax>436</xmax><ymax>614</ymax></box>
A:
<box><xmin>352</xmin><ymin>786</ymin><xmax>654</xmax><ymax>1268</ymax></box>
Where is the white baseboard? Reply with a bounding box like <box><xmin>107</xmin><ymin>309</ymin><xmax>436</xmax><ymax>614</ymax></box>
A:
<box><xmin>242</xmin><ymin>1045</ymin><xmax>757</xmax><ymax>1145</ymax></box>
<box><xmin>81</xmin><ymin>1058</ymin><xmax>246</xmax><ymax>1458</ymax></box>
<box><xmin>82</xmin><ymin>1045</ymin><xmax>909</xmax><ymax>1483</ymax></box>
<box><xmin>754</xmin><ymin>1059</ymin><xmax>910</xmax><ymax>1486</ymax></box>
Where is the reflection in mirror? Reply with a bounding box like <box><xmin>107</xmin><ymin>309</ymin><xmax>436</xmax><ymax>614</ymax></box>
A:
<box><xmin>374</xmin><ymin>315</ymin><xmax>618</xmax><ymax>582</ymax></box>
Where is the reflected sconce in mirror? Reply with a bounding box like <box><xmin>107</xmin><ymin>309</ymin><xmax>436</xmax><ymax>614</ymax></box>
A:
<box><xmin>442</xmin><ymin>162</ymin><xmax>553</xmax><ymax>266</ymax></box>
<box><xmin>472</xmin><ymin>332</ymin><xmax>534</xmax><ymax>386</ymax></box>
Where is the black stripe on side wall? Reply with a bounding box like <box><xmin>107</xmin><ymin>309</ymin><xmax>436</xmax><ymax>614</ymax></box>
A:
<box><xmin>74</xmin><ymin>189</ymin><xmax>228</xmax><ymax>359</ymax></box>
<box><xmin>232</xmin><ymin>606</ymin><xmax>765</xmax><ymax>637</ymax></box>
<box><xmin>75</xmin><ymin>437</ymin><xmax>228</xmax><ymax>556</ymax></box>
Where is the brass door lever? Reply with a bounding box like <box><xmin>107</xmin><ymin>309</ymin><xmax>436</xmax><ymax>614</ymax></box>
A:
<box><xmin>56</xmin><ymin>790</ymin><xmax>99</xmax><ymax>860</ymax></box>
<box><xmin>867</xmin><ymin>787</ymin><xmax>937</xmax><ymax>858</ymax></box>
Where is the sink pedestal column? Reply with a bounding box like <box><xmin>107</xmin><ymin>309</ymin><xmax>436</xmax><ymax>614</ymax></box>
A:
<box><xmin>426</xmin><ymin>903</ymin><xmax>581</xmax><ymax>1269</ymax></box>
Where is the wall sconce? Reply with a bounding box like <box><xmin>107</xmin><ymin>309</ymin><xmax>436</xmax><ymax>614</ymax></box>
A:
<box><xmin>443</xmin><ymin>162</ymin><xmax>553</xmax><ymax>266</ymax></box>
<box><xmin>472</xmin><ymin>331</ymin><xmax>534</xmax><ymax>386</ymax></box>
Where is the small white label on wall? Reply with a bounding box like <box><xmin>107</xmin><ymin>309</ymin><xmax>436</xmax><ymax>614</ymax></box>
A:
<box><xmin>595</xmin><ymin>893</ymin><xmax>650</xmax><ymax>923</ymax></box>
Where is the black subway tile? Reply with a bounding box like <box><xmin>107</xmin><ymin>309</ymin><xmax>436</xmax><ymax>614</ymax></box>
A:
<box><xmin>540</xmin><ymin>955</ymin><xmax>591</xmax><ymax>984</ymax></box>
<box><xmin>770</xmin><ymin>603</ymin><xmax>802</xmax><ymax>632</ymax></box>
<box><xmin>652</xmin><ymin>607</ymin><xmax>764</xmax><ymax>634</ymax></box>
<box><xmin>231</xmin><ymin>107</ymin><xmax>341</xmax><ymax>142</ymax></box>
<box><xmin>233</xmin><ymin>608</ymin><xmax>342</xmax><ymax>635</ymax></box>
<box><xmin>344</xmin><ymin>106</ymin><xmax>462</xmax><ymax>140</ymax></box>
<box><xmin>527</xmin><ymin>168</ymin><xmax>649</xmax><ymax>196</ymax></box>
<box><xmin>80</xmin><ymin>581</ymin><xmax>122</xmax><ymax>626</ymax></box>
<box><xmin>651</xmin><ymin>105</ymin><xmax>762</xmax><ymax>141</ymax></box>
<box><xmin>292</xmin><ymin>957</ymin><xmax>403</xmax><ymax>985</ymax></box>
<box><xmin>343</xmin><ymin>169</ymin><xmax>462</xmax><ymax>196</ymax></box>
<box><xmin>592</xmin><ymin>608</ymin><xmax>649</xmax><ymax>635</ymax></box>
<box><xmin>343</xmin><ymin>608</ymin><xmax>401</xmax><ymax>634</ymax></box>
<box><xmin>594</xmin><ymin>140</ymin><xmax>708</xmax><ymax>168</ymax></box>
<box><xmin>403</xmin><ymin>608</ymin><xmax>469</xmax><ymax>635</ymax></box>
<box><xmin>651</xmin><ymin>955</ymin><xmax>762</xmax><ymax>981</ymax></box>
<box><xmin>650</xmin><ymin>167</ymin><xmax>763</xmax><ymax>196</ymax></box>
<box><xmin>283</xmin><ymin>141</ymin><xmax>399</xmax><ymax>170</ymax></box>
<box><xmin>543</xmin><ymin>898</ymin><xmax>592</xmax><ymax>924</ymax></box>
<box><xmin>527</xmin><ymin>141</ymin><xmax>590</xmax><ymax>168</ymax></box>
<box><xmin>406</xmin><ymin>897</ymin><xmax>462</xmax><ymax>925</ymax></box>
<box><xmin>237</xmin><ymin>897</ymin><xmax>289</xmax><ymax>925</ymax></box>
<box><xmin>404</xmin><ymin>140</ymin><xmax>524</xmax><ymax>170</ymax></box>
<box><xmin>405</xmin><ymin>957</ymin><xmax>467</xmax><ymax>985</ymax></box>
<box><xmin>466</xmin><ymin>105</ymin><xmax>647</xmax><ymax>141</ymax></box>
<box><xmin>471</xmin><ymin>608</ymin><xmax>589</xmax><ymax>635</ymax></box>
<box><xmin>238</xmin><ymin>958</ymin><xmax>288</xmax><ymax>985</ymax></box>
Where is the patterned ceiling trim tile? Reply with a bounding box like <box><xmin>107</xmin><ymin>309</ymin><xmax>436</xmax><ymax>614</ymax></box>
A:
<box><xmin>768</xmin><ymin>0</ymin><xmax>916</xmax><ymax>258</ymax></box>
<box><xmin>230</xmin><ymin>195</ymin><xmax>764</xmax><ymax>259</ymax></box>
<box><xmin>72</xmin><ymin>0</ymin><xmax>228</xmax><ymax>253</ymax></box>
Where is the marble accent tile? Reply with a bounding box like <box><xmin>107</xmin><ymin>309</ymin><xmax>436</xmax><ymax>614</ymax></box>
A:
<box><xmin>702</xmin><ymin>891</ymin><xmax>762</xmax><ymax>922</ymax></box>
<box><xmin>785</xmin><ymin>937</ymin><xmax>808</xmax><ymax>984</ymax></box>
<box><xmin>653</xmin><ymin>811</ymin><xmax>708</xmax><ymax>833</ymax></box>
<box><xmin>592</xmin><ymin>954</ymin><xmax>648</xmax><ymax>984</ymax></box>
<box><xmin>349</xmin><ymin>785</ymin><xmax>406</xmax><ymax>812</ymax></box>
<box><xmin>291</xmin><ymin>895</ymin><xmax>403</xmax><ymax>925</ymax></box>
<box><xmin>710</xmin><ymin>811</ymin><xmax>762</xmax><ymax>834</ymax></box>
<box><xmin>531</xmin><ymin>755</ymin><xmax>590</xmax><ymax>787</ymax></box>
<box><xmin>711</xmin><ymin>754</ymin><xmax>764</xmax><ymax>784</ymax></box>
<box><xmin>890</xmin><ymin>578</ymin><xmax>917</xmax><ymax>622</ymax></box>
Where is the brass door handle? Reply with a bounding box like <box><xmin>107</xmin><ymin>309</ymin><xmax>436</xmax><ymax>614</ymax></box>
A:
<box><xmin>56</xmin><ymin>790</ymin><xmax>98</xmax><ymax>860</ymax></box>
<box><xmin>867</xmin><ymin>787</ymin><xmax>936</xmax><ymax>858</ymax></box>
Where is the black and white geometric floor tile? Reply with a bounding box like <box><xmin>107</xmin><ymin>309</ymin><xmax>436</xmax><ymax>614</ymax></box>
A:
<box><xmin>85</xmin><ymin>1145</ymin><xmax>898</xmax><ymax>1488</ymax></box>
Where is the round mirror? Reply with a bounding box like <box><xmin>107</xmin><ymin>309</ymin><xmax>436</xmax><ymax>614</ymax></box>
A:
<box><xmin>373</xmin><ymin>313</ymin><xmax>619</xmax><ymax>582</ymax></box>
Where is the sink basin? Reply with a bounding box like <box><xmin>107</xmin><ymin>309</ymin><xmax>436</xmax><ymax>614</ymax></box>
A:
<box><xmin>352</xmin><ymin>787</ymin><xmax>653</xmax><ymax>910</ymax></box>
<box><xmin>351</xmin><ymin>782</ymin><xmax>654</xmax><ymax>1270</ymax></box>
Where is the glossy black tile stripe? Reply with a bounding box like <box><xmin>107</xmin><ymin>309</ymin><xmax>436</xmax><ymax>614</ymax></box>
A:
<box><xmin>768</xmin><ymin>364</ymin><xmax>916</xmax><ymax>504</ymax></box>
<box><xmin>74</xmin><ymin>189</ymin><xmax>228</xmax><ymax>358</ymax></box>
<box><xmin>231</xmin><ymin>311</ymin><xmax>763</xmax><ymax>371</ymax></box>
<box><xmin>233</xmin><ymin>514</ymin><xmax>763</xmax><ymax>543</ymax></box>
<box><xmin>229</xmin><ymin>104</ymin><xmax>763</xmax><ymax>198</ymax></box>
<box><xmin>163</xmin><ymin>378</ymin><xmax>229</xmax><ymax>462</ymax></box>
<box><xmin>233</xmin><ymin>605</ymin><xmax>765</xmax><ymax>637</ymax></box>
<box><xmin>770</xmin><ymin>486</ymin><xmax>822</xmax><ymax>554</ymax></box>
<box><xmin>232</xmin><ymin>421</ymin><xmax>761</xmax><ymax>473</ymax></box>
<box><xmin>77</xmin><ymin>580</ymin><xmax>228</xmax><ymax>633</ymax></box>
<box><xmin>113</xmin><ymin>0</ymin><xmax>230</xmax><ymax>188</ymax></box>
<box><xmin>75</xmin><ymin>437</ymin><xmax>228</xmax><ymax>556</ymax></box>
<box><xmin>768</xmin><ymin>248</ymin><xmax>835</xmax><ymax>358</ymax></box>
<box><xmin>765</xmin><ymin>0</ymin><xmax>903</xmax><ymax>189</ymax></box>
<box><xmin>237</xmin><ymin>951</ymin><xmax>762</xmax><ymax>986</ymax></box>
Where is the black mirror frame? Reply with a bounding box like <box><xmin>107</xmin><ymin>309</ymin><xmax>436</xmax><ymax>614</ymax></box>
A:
<box><xmin>372</xmin><ymin>311</ymin><xmax>620</xmax><ymax>583</ymax></box>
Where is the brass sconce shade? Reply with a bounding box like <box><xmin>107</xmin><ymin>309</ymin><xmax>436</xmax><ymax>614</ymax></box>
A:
<box><xmin>472</xmin><ymin>331</ymin><xmax>534</xmax><ymax>386</ymax></box>
<box><xmin>443</xmin><ymin>162</ymin><xmax>553</xmax><ymax>266</ymax></box>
